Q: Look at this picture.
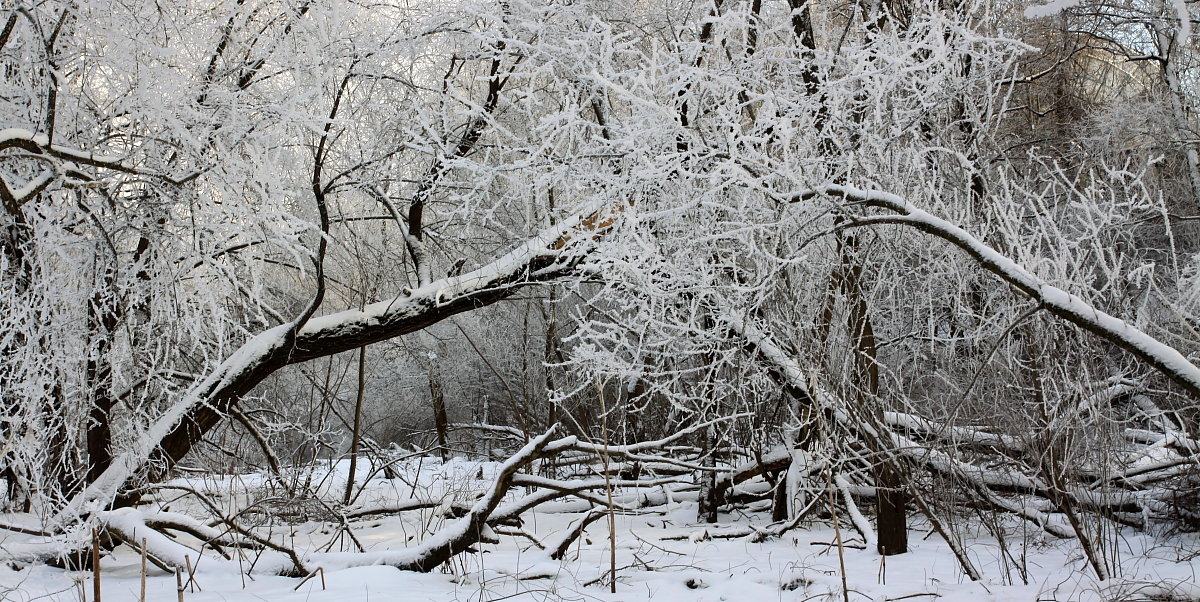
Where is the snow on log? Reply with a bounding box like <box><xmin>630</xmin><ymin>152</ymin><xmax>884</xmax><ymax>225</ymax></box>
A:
<box><xmin>307</xmin><ymin>428</ymin><xmax>557</xmax><ymax>572</ymax></box>
<box><xmin>344</xmin><ymin>498</ymin><xmax>443</xmax><ymax>520</ymax></box>
<box><xmin>835</xmin><ymin>474</ymin><xmax>877</xmax><ymax>551</ymax></box>
<box><xmin>883</xmin><ymin>412</ymin><xmax>1025</xmax><ymax>453</ymax></box>
<box><xmin>510</xmin><ymin>473</ymin><xmax>687</xmax><ymax>498</ymax></box>
<box><xmin>97</xmin><ymin>508</ymin><xmax>236</xmax><ymax>570</ymax></box>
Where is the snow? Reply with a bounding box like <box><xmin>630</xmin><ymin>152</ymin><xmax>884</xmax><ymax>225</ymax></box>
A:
<box><xmin>0</xmin><ymin>127</ymin><xmax>126</xmax><ymax>164</ymax></box>
<box><xmin>0</xmin><ymin>128</ymin><xmax>48</xmax><ymax>146</ymax></box>
<box><xmin>96</xmin><ymin>508</ymin><xmax>236</xmax><ymax>571</ymax></box>
<box><xmin>834</xmin><ymin>475</ymin><xmax>876</xmax><ymax>551</ymax></box>
<box><xmin>1173</xmin><ymin>0</ymin><xmax>1193</xmax><ymax>44</ymax></box>
<box><xmin>6</xmin><ymin>171</ymin><xmax>54</xmax><ymax>203</ymax></box>
<box><xmin>1023</xmin><ymin>0</ymin><xmax>1081</xmax><ymax>19</ymax></box>
<box><xmin>6</xmin><ymin>455</ymin><xmax>1200</xmax><ymax>602</ymax></box>
<box><xmin>296</xmin><ymin>195</ymin><xmax>608</xmax><ymax>339</ymax></box>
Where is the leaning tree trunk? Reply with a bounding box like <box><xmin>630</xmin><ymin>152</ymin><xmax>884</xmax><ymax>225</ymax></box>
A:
<box><xmin>55</xmin><ymin>197</ymin><xmax>619</xmax><ymax>522</ymax></box>
<box><xmin>842</xmin><ymin>234</ymin><xmax>908</xmax><ymax>556</ymax></box>
<box><xmin>430</xmin><ymin>372</ymin><xmax>449</xmax><ymax>463</ymax></box>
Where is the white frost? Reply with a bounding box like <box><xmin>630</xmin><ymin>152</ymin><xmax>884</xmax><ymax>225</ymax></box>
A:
<box><xmin>814</xmin><ymin>184</ymin><xmax>1200</xmax><ymax>399</ymax></box>
<box><xmin>1023</xmin><ymin>0</ymin><xmax>1080</xmax><ymax>18</ymax></box>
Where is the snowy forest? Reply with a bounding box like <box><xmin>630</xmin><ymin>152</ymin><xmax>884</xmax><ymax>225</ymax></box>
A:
<box><xmin>4</xmin><ymin>0</ymin><xmax>1200</xmax><ymax>600</ymax></box>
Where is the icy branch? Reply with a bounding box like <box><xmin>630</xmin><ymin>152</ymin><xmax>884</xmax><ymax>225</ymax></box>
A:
<box><xmin>54</xmin><ymin>198</ymin><xmax>617</xmax><ymax>524</ymax></box>
<box><xmin>307</xmin><ymin>428</ymin><xmax>557</xmax><ymax>572</ymax></box>
<box><xmin>807</xmin><ymin>184</ymin><xmax>1200</xmax><ymax>400</ymax></box>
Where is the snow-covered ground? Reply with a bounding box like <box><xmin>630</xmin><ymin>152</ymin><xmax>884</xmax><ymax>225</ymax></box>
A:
<box><xmin>4</xmin><ymin>457</ymin><xmax>1200</xmax><ymax>601</ymax></box>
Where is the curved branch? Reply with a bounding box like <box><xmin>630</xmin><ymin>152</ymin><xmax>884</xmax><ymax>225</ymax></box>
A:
<box><xmin>805</xmin><ymin>184</ymin><xmax>1200</xmax><ymax>400</ymax></box>
<box><xmin>53</xmin><ymin>198</ymin><xmax>618</xmax><ymax>524</ymax></box>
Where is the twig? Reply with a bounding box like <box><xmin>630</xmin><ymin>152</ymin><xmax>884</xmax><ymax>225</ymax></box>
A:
<box><xmin>183</xmin><ymin>554</ymin><xmax>200</xmax><ymax>592</ymax></box>
<box><xmin>91</xmin><ymin>527</ymin><xmax>102</xmax><ymax>602</ymax></box>
<box><xmin>140</xmin><ymin>538</ymin><xmax>147</xmax><ymax>602</ymax></box>
<box><xmin>548</xmin><ymin>509</ymin><xmax>607</xmax><ymax>560</ymax></box>
<box><xmin>293</xmin><ymin>566</ymin><xmax>326</xmax><ymax>591</ymax></box>
<box><xmin>492</xmin><ymin>526</ymin><xmax>546</xmax><ymax>549</ymax></box>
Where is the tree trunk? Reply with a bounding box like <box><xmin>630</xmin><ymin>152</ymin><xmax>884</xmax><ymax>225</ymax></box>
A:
<box><xmin>343</xmin><ymin>345</ymin><xmax>368</xmax><ymax>504</ymax></box>
<box><xmin>844</xmin><ymin>242</ymin><xmax>907</xmax><ymax>556</ymax></box>
<box><xmin>1157</xmin><ymin>26</ymin><xmax>1200</xmax><ymax>211</ymax></box>
<box><xmin>430</xmin><ymin>372</ymin><xmax>449</xmax><ymax>463</ymax></box>
<box><xmin>697</xmin><ymin>425</ymin><xmax>719</xmax><ymax>523</ymax></box>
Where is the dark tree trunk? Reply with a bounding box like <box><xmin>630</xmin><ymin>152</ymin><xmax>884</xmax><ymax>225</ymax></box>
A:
<box><xmin>343</xmin><ymin>345</ymin><xmax>368</xmax><ymax>504</ymax></box>
<box><xmin>844</xmin><ymin>238</ymin><xmax>908</xmax><ymax>556</ymax></box>
<box><xmin>430</xmin><ymin>372</ymin><xmax>449</xmax><ymax>462</ymax></box>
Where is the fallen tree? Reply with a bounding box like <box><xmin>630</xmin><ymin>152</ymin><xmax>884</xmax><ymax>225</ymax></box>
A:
<box><xmin>11</xmin><ymin>410</ymin><xmax>734</xmax><ymax>576</ymax></box>
<box><xmin>53</xmin><ymin>197</ymin><xmax>620</xmax><ymax>526</ymax></box>
<box><xmin>719</xmin><ymin>276</ymin><xmax>1200</xmax><ymax>579</ymax></box>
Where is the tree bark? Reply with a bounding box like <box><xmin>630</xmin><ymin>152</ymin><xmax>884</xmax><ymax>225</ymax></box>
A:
<box><xmin>343</xmin><ymin>345</ymin><xmax>368</xmax><ymax>505</ymax></box>
<box><xmin>430</xmin><ymin>372</ymin><xmax>449</xmax><ymax>463</ymax></box>
<box><xmin>842</xmin><ymin>236</ymin><xmax>907</xmax><ymax>556</ymax></box>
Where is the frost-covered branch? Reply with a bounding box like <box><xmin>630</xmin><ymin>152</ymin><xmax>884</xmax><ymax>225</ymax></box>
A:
<box><xmin>307</xmin><ymin>428</ymin><xmax>557</xmax><ymax>572</ymax></box>
<box><xmin>55</xmin><ymin>198</ymin><xmax>617</xmax><ymax>524</ymax></box>
<box><xmin>804</xmin><ymin>184</ymin><xmax>1200</xmax><ymax>399</ymax></box>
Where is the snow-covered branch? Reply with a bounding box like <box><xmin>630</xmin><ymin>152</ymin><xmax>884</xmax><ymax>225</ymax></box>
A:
<box><xmin>805</xmin><ymin>184</ymin><xmax>1200</xmax><ymax>400</ymax></box>
<box><xmin>54</xmin><ymin>198</ymin><xmax>617</xmax><ymax>524</ymax></box>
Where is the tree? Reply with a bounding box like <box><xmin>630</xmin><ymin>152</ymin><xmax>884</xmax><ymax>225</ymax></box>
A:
<box><xmin>4</xmin><ymin>0</ymin><xmax>1200</xmax><ymax>581</ymax></box>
